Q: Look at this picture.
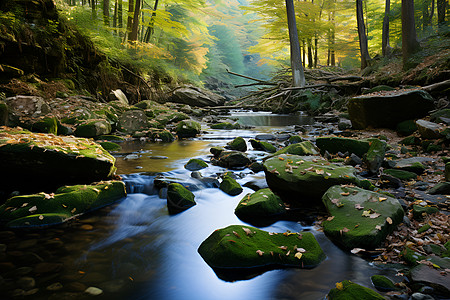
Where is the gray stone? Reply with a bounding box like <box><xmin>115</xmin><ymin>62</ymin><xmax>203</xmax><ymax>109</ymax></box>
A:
<box><xmin>411</xmin><ymin>292</ymin><xmax>435</xmax><ymax>300</ymax></box>
<box><xmin>16</xmin><ymin>277</ymin><xmax>35</xmax><ymax>290</ymax></box>
<box><xmin>168</xmin><ymin>85</ymin><xmax>225</xmax><ymax>107</ymax></box>
<box><xmin>46</xmin><ymin>282</ymin><xmax>63</xmax><ymax>291</ymax></box>
<box><xmin>118</xmin><ymin>109</ymin><xmax>149</xmax><ymax>134</ymax></box>
<box><xmin>85</xmin><ymin>286</ymin><xmax>103</xmax><ymax>296</ymax></box>
<box><xmin>410</xmin><ymin>264</ymin><xmax>450</xmax><ymax>295</ymax></box>
<box><xmin>416</xmin><ymin>119</ymin><xmax>444</xmax><ymax>139</ymax></box>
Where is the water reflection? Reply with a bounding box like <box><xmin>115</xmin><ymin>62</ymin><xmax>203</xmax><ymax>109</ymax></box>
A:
<box><xmin>233</xmin><ymin>111</ymin><xmax>313</xmax><ymax>127</ymax></box>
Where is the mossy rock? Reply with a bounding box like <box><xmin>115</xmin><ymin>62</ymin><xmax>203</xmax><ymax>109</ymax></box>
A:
<box><xmin>322</xmin><ymin>185</ymin><xmax>404</xmax><ymax>250</ymax></box>
<box><xmin>226</xmin><ymin>137</ymin><xmax>247</xmax><ymax>152</ymax></box>
<box><xmin>219</xmin><ymin>174</ymin><xmax>243</xmax><ymax>196</ymax></box>
<box><xmin>98</xmin><ymin>141</ymin><xmax>121</xmax><ymax>152</ymax></box>
<box><xmin>274</xmin><ymin>141</ymin><xmax>319</xmax><ymax>156</ymax></box>
<box><xmin>235</xmin><ymin>188</ymin><xmax>286</xmax><ymax>224</ymax></box>
<box><xmin>249</xmin><ymin>139</ymin><xmax>276</xmax><ymax>153</ymax></box>
<box><xmin>0</xmin><ymin>127</ymin><xmax>117</xmax><ymax>193</ymax></box>
<box><xmin>287</xmin><ymin>135</ymin><xmax>304</xmax><ymax>144</ymax></box>
<box><xmin>60</xmin><ymin>107</ymin><xmax>94</xmax><ymax>125</ymax></box>
<box><xmin>166</xmin><ymin>183</ymin><xmax>196</xmax><ymax>214</ymax></box>
<box><xmin>210</xmin><ymin>122</ymin><xmax>240</xmax><ymax>130</ymax></box>
<box><xmin>364</xmin><ymin>139</ymin><xmax>386</xmax><ymax>174</ymax></box>
<box><xmin>31</xmin><ymin>116</ymin><xmax>58</xmax><ymax>135</ymax></box>
<box><xmin>184</xmin><ymin>158</ymin><xmax>208</xmax><ymax>171</ymax></box>
<box><xmin>176</xmin><ymin>120</ymin><xmax>201</xmax><ymax>138</ymax></box>
<box><xmin>0</xmin><ymin>181</ymin><xmax>126</xmax><ymax>228</ymax></box>
<box><xmin>412</xmin><ymin>204</ymin><xmax>439</xmax><ymax>220</ymax></box>
<box><xmin>400</xmin><ymin>135</ymin><xmax>421</xmax><ymax>146</ymax></box>
<box><xmin>370</xmin><ymin>275</ymin><xmax>399</xmax><ymax>292</ymax></box>
<box><xmin>0</xmin><ymin>101</ymin><xmax>9</xmax><ymax>126</ymax></box>
<box><xmin>96</xmin><ymin>135</ymin><xmax>125</xmax><ymax>142</ymax></box>
<box><xmin>327</xmin><ymin>280</ymin><xmax>385</xmax><ymax>300</ymax></box>
<box><xmin>316</xmin><ymin>137</ymin><xmax>370</xmax><ymax>157</ymax></box>
<box><xmin>210</xmin><ymin>146</ymin><xmax>224</xmax><ymax>157</ymax></box>
<box><xmin>383</xmin><ymin>169</ymin><xmax>417</xmax><ymax>180</ymax></box>
<box><xmin>134</xmin><ymin>100</ymin><xmax>161</xmax><ymax>110</ymax></box>
<box><xmin>263</xmin><ymin>154</ymin><xmax>361</xmax><ymax>200</ymax></box>
<box><xmin>366</xmin><ymin>85</ymin><xmax>396</xmax><ymax>94</ymax></box>
<box><xmin>118</xmin><ymin>109</ymin><xmax>149</xmax><ymax>134</ymax></box>
<box><xmin>386</xmin><ymin>157</ymin><xmax>427</xmax><ymax>174</ymax></box>
<box><xmin>401</xmin><ymin>247</ymin><xmax>426</xmax><ymax>265</ymax></box>
<box><xmin>396</xmin><ymin>119</ymin><xmax>417</xmax><ymax>136</ymax></box>
<box><xmin>148</xmin><ymin>129</ymin><xmax>175</xmax><ymax>142</ymax></box>
<box><xmin>198</xmin><ymin>225</ymin><xmax>326</xmax><ymax>269</ymax></box>
<box><xmin>430</xmin><ymin>109</ymin><xmax>450</xmax><ymax>123</ymax></box>
<box><xmin>74</xmin><ymin>119</ymin><xmax>112</xmax><ymax>138</ymax></box>
<box><xmin>213</xmin><ymin>150</ymin><xmax>251</xmax><ymax>169</ymax></box>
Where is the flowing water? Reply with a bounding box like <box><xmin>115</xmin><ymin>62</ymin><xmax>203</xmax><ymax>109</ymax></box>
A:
<box><xmin>2</xmin><ymin>112</ymin><xmax>398</xmax><ymax>299</ymax></box>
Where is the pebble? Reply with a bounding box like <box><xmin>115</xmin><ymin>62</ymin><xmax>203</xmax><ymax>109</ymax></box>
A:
<box><xmin>85</xmin><ymin>286</ymin><xmax>103</xmax><ymax>296</ymax></box>
<box><xmin>46</xmin><ymin>282</ymin><xmax>63</xmax><ymax>291</ymax></box>
<box><xmin>16</xmin><ymin>277</ymin><xmax>35</xmax><ymax>290</ymax></box>
<box><xmin>17</xmin><ymin>239</ymin><xmax>38</xmax><ymax>249</ymax></box>
<box><xmin>411</xmin><ymin>292</ymin><xmax>436</xmax><ymax>300</ymax></box>
<box><xmin>80</xmin><ymin>224</ymin><xmax>94</xmax><ymax>231</ymax></box>
<box><xmin>14</xmin><ymin>267</ymin><xmax>33</xmax><ymax>276</ymax></box>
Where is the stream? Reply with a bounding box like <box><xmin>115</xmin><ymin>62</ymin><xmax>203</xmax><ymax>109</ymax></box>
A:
<box><xmin>2</xmin><ymin>112</ymin><xmax>398</xmax><ymax>299</ymax></box>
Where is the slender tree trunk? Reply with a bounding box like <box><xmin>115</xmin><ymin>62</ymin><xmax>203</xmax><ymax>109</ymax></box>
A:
<box><xmin>129</xmin><ymin>0</ymin><xmax>141</xmax><ymax>42</ymax></box>
<box><xmin>113</xmin><ymin>0</ymin><xmax>118</xmax><ymax>28</ymax></box>
<box><xmin>91</xmin><ymin>0</ymin><xmax>96</xmax><ymax>18</ymax></box>
<box><xmin>302</xmin><ymin>39</ymin><xmax>306</xmax><ymax>68</ymax></box>
<box><xmin>423</xmin><ymin>0</ymin><xmax>430</xmax><ymax>29</ymax></box>
<box><xmin>430</xmin><ymin>0</ymin><xmax>435</xmax><ymax>23</ymax></box>
<box><xmin>437</xmin><ymin>0</ymin><xmax>447</xmax><ymax>26</ymax></box>
<box><xmin>314</xmin><ymin>35</ymin><xmax>318</xmax><ymax>68</ymax></box>
<box><xmin>126</xmin><ymin>0</ymin><xmax>134</xmax><ymax>39</ymax></box>
<box><xmin>307</xmin><ymin>38</ymin><xmax>313</xmax><ymax>68</ymax></box>
<box><xmin>357</xmin><ymin>0</ymin><xmax>371</xmax><ymax>69</ymax></box>
<box><xmin>118</xmin><ymin>0</ymin><xmax>123</xmax><ymax>28</ymax></box>
<box><xmin>144</xmin><ymin>0</ymin><xmax>159</xmax><ymax>43</ymax></box>
<box><xmin>285</xmin><ymin>0</ymin><xmax>305</xmax><ymax>87</ymax></box>
<box><xmin>382</xmin><ymin>0</ymin><xmax>392</xmax><ymax>56</ymax></box>
<box><xmin>103</xmin><ymin>0</ymin><xmax>110</xmax><ymax>26</ymax></box>
<box><xmin>402</xmin><ymin>0</ymin><xmax>420</xmax><ymax>68</ymax></box>
<box><xmin>330</xmin><ymin>29</ymin><xmax>335</xmax><ymax>66</ymax></box>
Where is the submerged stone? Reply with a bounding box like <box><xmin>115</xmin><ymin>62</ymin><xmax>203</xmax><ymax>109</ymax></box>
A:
<box><xmin>0</xmin><ymin>181</ymin><xmax>126</xmax><ymax>228</ymax></box>
<box><xmin>263</xmin><ymin>154</ymin><xmax>361</xmax><ymax>200</ymax></box>
<box><xmin>370</xmin><ymin>275</ymin><xmax>399</xmax><ymax>292</ymax></box>
<box><xmin>322</xmin><ymin>185</ymin><xmax>404</xmax><ymax>250</ymax></box>
<box><xmin>235</xmin><ymin>188</ymin><xmax>286</xmax><ymax>224</ymax></box>
<box><xmin>327</xmin><ymin>280</ymin><xmax>385</xmax><ymax>300</ymax></box>
<box><xmin>198</xmin><ymin>225</ymin><xmax>326</xmax><ymax>269</ymax></box>
<box><xmin>166</xmin><ymin>183</ymin><xmax>196</xmax><ymax>214</ymax></box>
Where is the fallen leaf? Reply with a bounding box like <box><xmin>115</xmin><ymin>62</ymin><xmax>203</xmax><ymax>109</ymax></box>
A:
<box><xmin>278</xmin><ymin>246</ymin><xmax>288</xmax><ymax>250</ymax></box>
<box><xmin>351</xmin><ymin>248</ymin><xmax>365</xmax><ymax>254</ymax></box>
<box><xmin>386</xmin><ymin>217</ymin><xmax>393</xmax><ymax>224</ymax></box>
<box><xmin>327</xmin><ymin>216</ymin><xmax>335</xmax><ymax>221</ymax></box>
<box><xmin>21</xmin><ymin>203</ymin><xmax>29</xmax><ymax>207</ymax></box>
<box><xmin>336</xmin><ymin>282</ymin><xmax>344</xmax><ymax>290</ymax></box>
<box><xmin>297</xmin><ymin>248</ymin><xmax>306</xmax><ymax>253</ymax></box>
<box><xmin>38</xmin><ymin>215</ymin><xmax>44</xmax><ymax>220</ymax></box>
<box><xmin>369</xmin><ymin>213</ymin><xmax>381</xmax><ymax>219</ymax></box>
<box><xmin>340</xmin><ymin>192</ymin><xmax>350</xmax><ymax>196</ymax></box>
<box><xmin>331</xmin><ymin>198</ymin><xmax>340</xmax><ymax>204</ymax></box>
<box><xmin>242</xmin><ymin>227</ymin><xmax>252</xmax><ymax>236</ymax></box>
<box><xmin>286</xmin><ymin>250</ymin><xmax>291</xmax><ymax>256</ymax></box>
<box><xmin>256</xmin><ymin>250</ymin><xmax>264</xmax><ymax>256</ymax></box>
<box><xmin>316</xmin><ymin>169</ymin><xmax>324</xmax><ymax>175</ymax></box>
<box><xmin>355</xmin><ymin>203</ymin><xmax>364</xmax><ymax>210</ymax></box>
<box><xmin>376</xmin><ymin>225</ymin><xmax>382</xmax><ymax>230</ymax></box>
<box><xmin>295</xmin><ymin>252</ymin><xmax>303</xmax><ymax>259</ymax></box>
<box><xmin>278</xmin><ymin>157</ymin><xmax>285</xmax><ymax>161</ymax></box>
<box><xmin>29</xmin><ymin>206</ymin><xmax>37</xmax><ymax>213</ymax></box>
<box><xmin>233</xmin><ymin>231</ymin><xmax>240</xmax><ymax>238</ymax></box>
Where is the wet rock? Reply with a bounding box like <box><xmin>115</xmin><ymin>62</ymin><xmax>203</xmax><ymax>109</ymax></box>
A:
<box><xmin>416</xmin><ymin>119</ymin><xmax>444</xmax><ymax>139</ymax></box>
<box><xmin>226</xmin><ymin>137</ymin><xmax>247</xmax><ymax>152</ymax></box>
<box><xmin>322</xmin><ymin>185</ymin><xmax>404</xmax><ymax>250</ymax></box>
<box><xmin>16</xmin><ymin>277</ymin><xmax>35</xmax><ymax>290</ymax></box>
<box><xmin>383</xmin><ymin>169</ymin><xmax>418</xmax><ymax>181</ymax></box>
<box><xmin>384</xmin><ymin>157</ymin><xmax>432</xmax><ymax>174</ymax></box>
<box><xmin>255</xmin><ymin>134</ymin><xmax>277</xmax><ymax>140</ymax></box>
<box><xmin>34</xmin><ymin>262</ymin><xmax>63</xmax><ymax>274</ymax></box>
<box><xmin>327</xmin><ymin>280</ymin><xmax>385</xmax><ymax>299</ymax></box>
<box><xmin>167</xmin><ymin>85</ymin><xmax>225</xmax><ymax>107</ymax></box>
<box><xmin>243</xmin><ymin>178</ymin><xmax>268</xmax><ymax>191</ymax></box>
<box><xmin>176</xmin><ymin>120</ymin><xmax>201</xmax><ymax>138</ymax></box>
<box><xmin>190</xmin><ymin>172</ymin><xmax>219</xmax><ymax>188</ymax></box>
<box><xmin>117</xmin><ymin>109</ymin><xmax>149</xmax><ymax>134</ymax></box>
<box><xmin>431</xmin><ymin>109</ymin><xmax>450</xmax><ymax>124</ymax></box>
<box><xmin>0</xmin><ymin>181</ymin><xmax>126</xmax><ymax>228</ymax></box>
<box><xmin>46</xmin><ymin>282</ymin><xmax>63</xmax><ymax>291</ymax></box>
<box><xmin>274</xmin><ymin>141</ymin><xmax>319</xmax><ymax>156</ymax></box>
<box><xmin>210</xmin><ymin>122</ymin><xmax>240</xmax><ymax>129</ymax></box>
<box><xmin>410</xmin><ymin>264</ymin><xmax>450</xmax><ymax>296</ymax></box>
<box><xmin>344</xmin><ymin>153</ymin><xmax>363</xmax><ymax>166</ymax></box>
<box><xmin>427</xmin><ymin>182</ymin><xmax>450</xmax><ymax>195</ymax></box>
<box><xmin>396</xmin><ymin>119</ymin><xmax>417</xmax><ymax>137</ymax></box>
<box><xmin>347</xmin><ymin>89</ymin><xmax>435</xmax><ymax>129</ymax></box>
<box><xmin>198</xmin><ymin>225</ymin><xmax>325</xmax><ymax>269</ymax></box>
<box><xmin>249</xmin><ymin>139</ymin><xmax>276</xmax><ymax>153</ymax></box>
<box><xmin>364</xmin><ymin>139</ymin><xmax>386</xmax><ymax>174</ymax></box>
<box><xmin>411</xmin><ymin>292</ymin><xmax>435</xmax><ymax>300</ymax></box>
<box><xmin>166</xmin><ymin>183</ymin><xmax>196</xmax><ymax>214</ymax></box>
<box><xmin>338</xmin><ymin>119</ymin><xmax>352</xmax><ymax>130</ymax></box>
<box><xmin>184</xmin><ymin>158</ymin><xmax>208</xmax><ymax>171</ymax></box>
<box><xmin>219</xmin><ymin>174</ymin><xmax>243</xmax><ymax>196</ymax></box>
<box><xmin>210</xmin><ymin>146</ymin><xmax>224</xmax><ymax>157</ymax></box>
<box><xmin>66</xmin><ymin>282</ymin><xmax>87</xmax><ymax>292</ymax></box>
<box><xmin>74</xmin><ymin>119</ymin><xmax>112</xmax><ymax>138</ymax></box>
<box><xmin>370</xmin><ymin>275</ymin><xmax>399</xmax><ymax>292</ymax></box>
<box><xmin>316</xmin><ymin>136</ymin><xmax>370</xmax><ymax>157</ymax></box>
<box><xmin>263</xmin><ymin>154</ymin><xmax>361</xmax><ymax>200</ymax></box>
<box><xmin>235</xmin><ymin>188</ymin><xmax>285</xmax><ymax>225</ymax></box>
<box><xmin>400</xmin><ymin>135</ymin><xmax>421</xmax><ymax>146</ymax></box>
<box><xmin>85</xmin><ymin>286</ymin><xmax>103</xmax><ymax>296</ymax></box>
<box><xmin>249</xmin><ymin>162</ymin><xmax>264</xmax><ymax>173</ymax></box>
<box><xmin>212</xmin><ymin>150</ymin><xmax>251</xmax><ymax>169</ymax></box>
<box><xmin>445</xmin><ymin>162</ymin><xmax>450</xmax><ymax>181</ymax></box>
<box><xmin>380</xmin><ymin>173</ymin><xmax>403</xmax><ymax>188</ymax></box>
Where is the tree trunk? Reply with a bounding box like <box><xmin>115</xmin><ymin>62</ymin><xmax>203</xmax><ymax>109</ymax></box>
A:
<box><xmin>314</xmin><ymin>35</ymin><xmax>318</xmax><ymax>68</ymax></box>
<box><xmin>307</xmin><ymin>38</ymin><xmax>313</xmax><ymax>68</ymax></box>
<box><xmin>402</xmin><ymin>0</ymin><xmax>420</xmax><ymax>68</ymax></box>
<box><xmin>118</xmin><ymin>0</ymin><xmax>123</xmax><ymax>28</ymax></box>
<box><xmin>382</xmin><ymin>0</ymin><xmax>392</xmax><ymax>56</ymax></box>
<box><xmin>285</xmin><ymin>0</ymin><xmax>305</xmax><ymax>87</ymax></box>
<box><xmin>126</xmin><ymin>0</ymin><xmax>134</xmax><ymax>38</ymax></box>
<box><xmin>357</xmin><ymin>0</ymin><xmax>371</xmax><ymax>69</ymax></box>
<box><xmin>91</xmin><ymin>0</ymin><xmax>96</xmax><ymax>18</ymax></box>
<box><xmin>129</xmin><ymin>0</ymin><xmax>141</xmax><ymax>42</ymax></box>
<box><xmin>113</xmin><ymin>0</ymin><xmax>118</xmax><ymax>28</ymax></box>
<box><xmin>144</xmin><ymin>0</ymin><xmax>159</xmax><ymax>43</ymax></box>
<box><xmin>103</xmin><ymin>0</ymin><xmax>109</xmax><ymax>26</ymax></box>
<box><xmin>423</xmin><ymin>0</ymin><xmax>430</xmax><ymax>29</ymax></box>
<box><xmin>302</xmin><ymin>39</ymin><xmax>306</xmax><ymax>68</ymax></box>
<box><xmin>437</xmin><ymin>0</ymin><xmax>447</xmax><ymax>26</ymax></box>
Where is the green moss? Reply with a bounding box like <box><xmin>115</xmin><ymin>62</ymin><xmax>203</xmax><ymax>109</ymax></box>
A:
<box><xmin>198</xmin><ymin>225</ymin><xmax>326</xmax><ymax>269</ymax></box>
<box><xmin>249</xmin><ymin>139</ymin><xmax>277</xmax><ymax>153</ymax></box>
<box><xmin>210</xmin><ymin>122</ymin><xmax>240</xmax><ymax>129</ymax></box>
<box><xmin>214</xmin><ymin>150</ymin><xmax>251</xmax><ymax>169</ymax></box>
<box><xmin>99</xmin><ymin>141</ymin><xmax>121</xmax><ymax>152</ymax></box>
<box><xmin>235</xmin><ymin>188</ymin><xmax>285</xmax><ymax>223</ymax></box>
<box><xmin>412</xmin><ymin>205</ymin><xmax>439</xmax><ymax>220</ymax></box>
<box><xmin>401</xmin><ymin>247</ymin><xmax>426</xmax><ymax>266</ymax></box>
<box><xmin>166</xmin><ymin>183</ymin><xmax>196</xmax><ymax>214</ymax></box>
<box><xmin>288</xmin><ymin>135</ymin><xmax>304</xmax><ymax>144</ymax></box>
<box><xmin>396</xmin><ymin>120</ymin><xmax>417</xmax><ymax>136</ymax></box>
<box><xmin>0</xmin><ymin>181</ymin><xmax>126</xmax><ymax>228</ymax></box>
<box><xmin>60</xmin><ymin>107</ymin><xmax>94</xmax><ymax>125</ymax></box>
<box><xmin>446</xmin><ymin>162</ymin><xmax>450</xmax><ymax>181</ymax></box>
<box><xmin>364</xmin><ymin>139</ymin><xmax>386</xmax><ymax>173</ymax></box>
<box><xmin>322</xmin><ymin>185</ymin><xmax>404</xmax><ymax>250</ymax></box>
<box><xmin>176</xmin><ymin>120</ymin><xmax>201</xmax><ymax>138</ymax></box>
<box><xmin>274</xmin><ymin>141</ymin><xmax>319</xmax><ymax>156</ymax></box>
<box><xmin>327</xmin><ymin>280</ymin><xmax>385</xmax><ymax>300</ymax></box>
<box><xmin>226</xmin><ymin>137</ymin><xmax>247</xmax><ymax>152</ymax></box>
<box><xmin>74</xmin><ymin>119</ymin><xmax>112</xmax><ymax>138</ymax></box>
<box><xmin>31</xmin><ymin>116</ymin><xmax>58</xmax><ymax>135</ymax></box>
<box><xmin>370</xmin><ymin>275</ymin><xmax>398</xmax><ymax>292</ymax></box>
<box><xmin>219</xmin><ymin>174</ymin><xmax>243</xmax><ymax>196</ymax></box>
<box><xmin>400</xmin><ymin>135</ymin><xmax>421</xmax><ymax>146</ymax></box>
<box><xmin>263</xmin><ymin>155</ymin><xmax>361</xmax><ymax>200</ymax></box>
<box><xmin>316</xmin><ymin>137</ymin><xmax>370</xmax><ymax>157</ymax></box>
<box><xmin>96</xmin><ymin>135</ymin><xmax>125</xmax><ymax>142</ymax></box>
<box><xmin>210</xmin><ymin>146</ymin><xmax>224</xmax><ymax>157</ymax></box>
<box><xmin>184</xmin><ymin>158</ymin><xmax>208</xmax><ymax>171</ymax></box>
<box><xmin>383</xmin><ymin>169</ymin><xmax>417</xmax><ymax>180</ymax></box>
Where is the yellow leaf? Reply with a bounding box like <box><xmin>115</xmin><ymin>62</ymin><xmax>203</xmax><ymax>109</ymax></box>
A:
<box><xmin>336</xmin><ymin>282</ymin><xmax>344</xmax><ymax>290</ymax></box>
<box><xmin>386</xmin><ymin>217</ymin><xmax>393</xmax><ymax>224</ymax></box>
<box><xmin>278</xmin><ymin>157</ymin><xmax>285</xmax><ymax>161</ymax></box>
<box><xmin>379</xmin><ymin>197</ymin><xmax>387</xmax><ymax>202</ymax></box>
<box><xmin>295</xmin><ymin>252</ymin><xmax>303</xmax><ymax>259</ymax></box>
<box><xmin>340</xmin><ymin>192</ymin><xmax>350</xmax><ymax>196</ymax></box>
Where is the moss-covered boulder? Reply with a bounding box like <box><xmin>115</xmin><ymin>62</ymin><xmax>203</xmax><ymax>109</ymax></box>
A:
<box><xmin>249</xmin><ymin>139</ymin><xmax>277</xmax><ymax>153</ymax></box>
<box><xmin>198</xmin><ymin>225</ymin><xmax>326</xmax><ymax>270</ymax></box>
<box><xmin>274</xmin><ymin>141</ymin><xmax>319</xmax><ymax>156</ymax></box>
<box><xmin>118</xmin><ymin>109</ymin><xmax>149</xmax><ymax>134</ymax></box>
<box><xmin>74</xmin><ymin>119</ymin><xmax>112</xmax><ymax>138</ymax></box>
<box><xmin>287</xmin><ymin>135</ymin><xmax>304</xmax><ymax>144</ymax></box>
<box><xmin>383</xmin><ymin>169</ymin><xmax>417</xmax><ymax>180</ymax></box>
<box><xmin>316</xmin><ymin>137</ymin><xmax>370</xmax><ymax>157</ymax></box>
<box><xmin>184</xmin><ymin>158</ymin><xmax>208</xmax><ymax>171</ymax></box>
<box><xmin>385</xmin><ymin>157</ymin><xmax>428</xmax><ymax>174</ymax></box>
<box><xmin>412</xmin><ymin>204</ymin><xmax>439</xmax><ymax>220</ymax></box>
<box><xmin>166</xmin><ymin>183</ymin><xmax>196</xmax><ymax>214</ymax></box>
<box><xmin>31</xmin><ymin>116</ymin><xmax>58</xmax><ymax>135</ymax></box>
<box><xmin>219</xmin><ymin>174</ymin><xmax>243</xmax><ymax>196</ymax></box>
<box><xmin>210</xmin><ymin>146</ymin><xmax>224</xmax><ymax>157</ymax></box>
<box><xmin>210</xmin><ymin>122</ymin><xmax>240</xmax><ymax>129</ymax></box>
<box><xmin>176</xmin><ymin>120</ymin><xmax>201</xmax><ymax>138</ymax></box>
<box><xmin>327</xmin><ymin>280</ymin><xmax>385</xmax><ymax>300</ymax></box>
<box><xmin>0</xmin><ymin>127</ymin><xmax>117</xmax><ymax>194</ymax></box>
<box><xmin>0</xmin><ymin>181</ymin><xmax>126</xmax><ymax>228</ymax></box>
<box><xmin>0</xmin><ymin>101</ymin><xmax>8</xmax><ymax>125</ymax></box>
<box><xmin>226</xmin><ymin>137</ymin><xmax>247</xmax><ymax>152</ymax></box>
<box><xmin>370</xmin><ymin>275</ymin><xmax>399</xmax><ymax>292</ymax></box>
<box><xmin>263</xmin><ymin>154</ymin><xmax>361</xmax><ymax>200</ymax></box>
<box><xmin>416</xmin><ymin>119</ymin><xmax>444</xmax><ymax>139</ymax></box>
<box><xmin>322</xmin><ymin>185</ymin><xmax>404</xmax><ymax>250</ymax></box>
<box><xmin>364</xmin><ymin>139</ymin><xmax>386</xmax><ymax>174</ymax></box>
<box><xmin>60</xmin><ymin>107</ymin><xmax>95</xmax><ymax>125</ymax></box>
<box><xmin>396</xmin><ymin>119</ymin><xmax>417</xmax><ymax>136</ymax></box>
<box><xmin>235</xmin><ymin>188</ymin><xmax>286</xmax><ymax>224</ymax></box>
<box><xmin>98</xmin><ymin>141</ymin><xmax>121</xmax><ymax>152</ymax></box>
<box><xmin>347</xmin><ymin>89</ymin><xmax>435</xmax><ymax>129</ymax></box>
<box><xmin>212</xmin><ymin>150</ymin><xmax>252</xmax><ymax>169</ymax></box>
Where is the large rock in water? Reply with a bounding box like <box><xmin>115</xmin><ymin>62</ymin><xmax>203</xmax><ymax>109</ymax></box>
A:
<box><xmin>168</xmin><ymin>85</ymin><xmax>226</xmax><ymax>107</ymax></box>
<box><xmin>327</xmin><ymin>280</ymin><xmax>385</xmax><ymax>300</ymax></box>
<box><xmin>198</xmin><ymin>225</ymin><xmax>326</xmax><ymax>270</ymax></box>
<box><xmin>0</xmin><ymin>181</ymin><xmax>126</xmax><ymax>228</ymax></box>
<box><xmin>322</xmin><ymin>185</ymin><xmax>404</xmax><ymax>250</ymax></box>
<box><xmin>347</xmin><ymin>89</ymin><xmax>435</xmax><ymax>129</ymax></box>
<box><xmin>166</xmin><ymin>183</ymin><xmax>196</xmax><ymax>214</ymax></box>
<box><xmin>0</xmin><ymin>127</ymin><xmax>117</xmax><ymax>195</ymax></box>
<box><xmin>212</xmin><ymin>150</ymin><xmax>252</xmax><ymax>169</ymax></box>
<box><xmin>263</xmin><ymin>154</ymin><xmax>361</xmax><ymax>200</ymax></box>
